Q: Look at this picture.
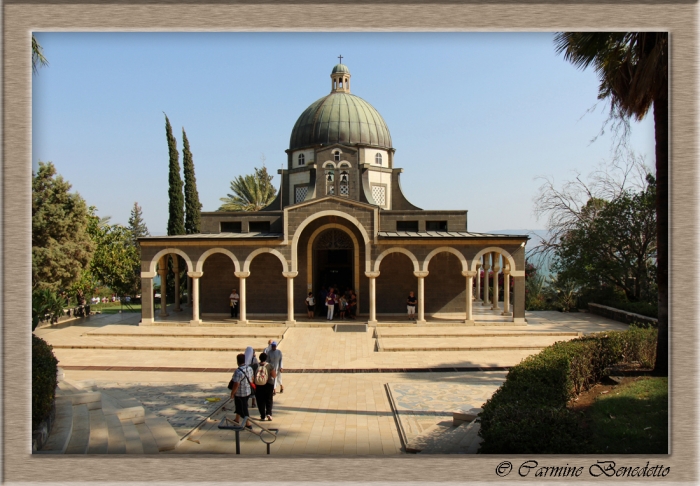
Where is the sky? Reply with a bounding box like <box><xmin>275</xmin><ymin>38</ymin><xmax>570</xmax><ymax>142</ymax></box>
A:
<box><xmin>32</xmin><ymin>32</ymin><xmax>655</xmax><ymax>235</ymax></box>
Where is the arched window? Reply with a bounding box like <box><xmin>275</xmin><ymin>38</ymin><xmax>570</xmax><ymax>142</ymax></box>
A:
<box><xmin>334</xmin><ymin>151</ymin><xmax>341</xmax><ymax>162</ymax></box>
<box><xmin>298</xmin><ymin>153</ymin><xmax>305</xmax><ymax>166</ymax></box>
<box><xmin>375</xmin><ymin>153</ymin><xmax>383</xmax><ymax>165</ymax></box>
<box><xmin>339</xmin><ymin>171</ymin><xmax>349</xmax><ymax>196</ymax></box>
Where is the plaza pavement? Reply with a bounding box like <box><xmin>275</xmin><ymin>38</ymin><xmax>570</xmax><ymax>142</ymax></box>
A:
<box><xmin>34</xmin><ymin>308</ymin><xmax>629</xmax><ymax>455</ymax></box>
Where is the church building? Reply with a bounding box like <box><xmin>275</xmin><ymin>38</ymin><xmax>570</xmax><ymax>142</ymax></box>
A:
<box><xmin>138</xmin><ymin>62</ymin><xmax>529</xmax><ymax>325</ymax></box>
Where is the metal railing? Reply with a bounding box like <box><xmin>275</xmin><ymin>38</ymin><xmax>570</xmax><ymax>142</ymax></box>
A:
<box><xmin>218</xmin><ymin>415</ymin><xmax>278</xmax><ymax>454</ymax></box>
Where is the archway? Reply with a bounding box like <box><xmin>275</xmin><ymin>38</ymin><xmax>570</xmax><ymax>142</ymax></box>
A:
<box><xmin>313</xmin><ymin>229</ymin><xmax>355</xmax><ymax>312</ymax></box>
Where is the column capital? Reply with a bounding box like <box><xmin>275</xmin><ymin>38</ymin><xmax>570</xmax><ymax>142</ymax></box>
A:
<box><xmin>503</xmin><ymin>268</ymin><xmax>511</xmax><ymax>275</ymax></box>
<box><xmin>141</xmin><ymin>271</ymin><xmax>157</xmax><ymax>279</ymax></box>
<box><xmin>413</xmin><ymin>271</ymin><xmax>429</xmax><ymax>278</ymax></box>
<box><xmin>462</xmin><ymin>270</ymin><xmax>477</xmax><ymax>278</ymax></box>
<box><xmin>234</xmin><ymin>271</ymin><xmax>251</xmax><ymax>278</ymax></box>
<box><xmin>476</xmin><ymin>261</ymin><xmax>482</xmax><ymax>268</ymax></box>
<box><xmin>365</xmin><ymin>271</ymin><xmax>380</xmax><ymax>278</ymax></box>
<box><xmin>492</xmin><ymin>266</ymin><xmax>501</xmax><ymax>273</ymax></box>
<box><xmin>187</xmin><ymin>271</ymin><xmax>203</xmax><ymax>278</ymax></box>
<box><xmin>482</xmin><ymin>263</ymin><xmax>491</xmax><ymax>270</ymax></box>
<box><xmin>282</xmin><ymin>271</ymin><xmax>299</xmax><ymax>279</ymax></box>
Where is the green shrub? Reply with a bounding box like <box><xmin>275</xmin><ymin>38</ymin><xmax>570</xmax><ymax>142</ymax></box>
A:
<box><xmin>32</xmin><ymin>335</ymin><xmax>58</xmax><ymax>428</ymax></box>
<box><xmin>478</xmin><ymin>328</ymin><xmax>658</xmax><ymax>453</ymax></box>
<box><xmin>478</xmin><ymin>403</ymin><xmax>587</xmax><ymax>454</ymax></box>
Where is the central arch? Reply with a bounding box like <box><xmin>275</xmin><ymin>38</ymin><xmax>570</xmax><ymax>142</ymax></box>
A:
<box><xmin>290</xmin><ymin>209</ymin><xmax>372</xmax><ymax>273</ymax></box>
<box><xmin>307</xmin><ymin>224</ymin><xmax>361</xmax><ymax>314</ymax></box>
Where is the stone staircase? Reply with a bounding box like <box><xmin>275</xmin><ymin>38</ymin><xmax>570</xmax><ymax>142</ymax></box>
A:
<box><xmin>405</xmin><ymin>408</ymin><xmax>483</xmax><ymax>454</ymax></box>
<box><xmin>35</xmin><ymin>371</ymin><xmax>179</xmax><ymax>454</ymax></box>
<box><xmin>405</xmin><ymin>420</ymin><xmax>482</xmax><ymax>454</ymax></box>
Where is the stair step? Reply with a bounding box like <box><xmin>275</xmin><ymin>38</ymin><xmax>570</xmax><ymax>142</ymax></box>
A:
<box><xmin>144</xmin><ymin>415</ymin><xmax>180</xmax><ymax>452</ymax></box>
<box><xmin>122</xmin><ymin>420</ymin><xmax>145</xmax><ymax>454</ymax></box>
<box><xmin>36</xmin><ymin>396</ymin><xmax>73</xmax><ymax>454</ymax></box>
<box><xmin>101</xmin><ymin>392</ymin><xmax>145</xmax><ymax>423</ymax></box>
<box><xmin>64</xmin><ymin>404</ymin><xmax>90</xmax><ymax>454</ymax></box>
<box><xmin>56</xmin><ymin>381</ymin><xmax>81</xmax><ymax>394</ymax></box>
<box><xmin>104</xmin><ymin>414</ymin><xmax>127</xmax><ymax>454</ymax></box>
<box><xmin>417</xmin><ymin>420</ymin><xmax>481</xmax><ymax>454</ymax></box>
<box><xmin>87</xmin><ymin>409</ymin><xmax>109</xmax><ymax>453</ymax></box>
<box><xmin>68</xmin><ymin>391</ymin><xmax>103</xmax><ymax>409</ymax></box>
<box><xmin>135</xmin><ymin>422</ymin><xmax>159</xmax><ymax>454</ymax></box>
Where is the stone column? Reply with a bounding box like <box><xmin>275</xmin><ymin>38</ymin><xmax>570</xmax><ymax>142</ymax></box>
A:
<box><xmin>414</xmin><ymin>271</ymin><xmax>429</xmax><ymax>323</ymax></box>
<box><xmin>158</xmin><ymin>256</ymin><xmax>169</xmax><ymax>317</ymax></box>
<box><xmin>188</xmin><ymin>271</ymin><xmax>203</xmax><ymax>324</ymax></box>
<box><xmin>173</xmin><ymin>256</ymin><xmax>181</xmax><ymax>312</ymax></box>
<box><xmin>492</xmin><ymin>252</ymin><xmax>500</xmax><ymax>311</ymax></box>
<box><xmin>513</xmin><ymin>275</ymin><xmax>526</xmax><ymax>322</ymax></box>
<box><xmin>482</xmin><ymin>257</ymin><xmax>490</xmax><ymax>307</ymax></box>
<box><xmin>235</xmin><ymin>271</ymin><xmax>250</xmax><ymax>324</ymax></box>
<box><xmin>140</xmin><ymin>273</ymin><xmax>156</xmax><ymax>325</ymax></box>
<box><xmin>282</xmin><ymin>271</ymin><xmax>298</xmax><ymax>325</ymax></box>
<box><xmin>475</xmin><ymin>261</ymin><xmax>482</xmax><ymax>302</ymax></box>
<box><xmin>462</xmin><ymin>270</ymin><xmax>477</xmax><ymax>323</ymax></box>
<box><xmin>186</xmin><ymin>275</ymin><xmax>192</xmax><ymax>306</ymax></box>
<box><xmin>502</xmin><ymin>269</ymin><xmax>511</xmax><ymax>316</ymax></box>
<box><xmin>365</xmin><ymin>271</ymin><xmax>380</xmax><ymax>325</ymax></box>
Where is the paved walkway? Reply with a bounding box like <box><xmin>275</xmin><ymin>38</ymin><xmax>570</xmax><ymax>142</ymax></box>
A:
<box><xmin>35</xmin><ymin>309</ymin><xmax>628</xmax><ymax>454</ymax></box>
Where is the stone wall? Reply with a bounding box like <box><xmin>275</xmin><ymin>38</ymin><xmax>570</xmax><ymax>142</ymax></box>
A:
<box><xmin>424</xmin><ymin>252</ymin><xmax>466</xmax><ymax>313</ymax></box>
<box><xmin>200</xmin><ymin>253</ymin><xmax>238</xmax><ymax>314</ymax></box>
<box><xmin>588</xmin><ymin>303</ymin><xmax>658</xmax><ymax>327</ymax></box>
<box><xmin>376</xmin><ymin>253</ymin><xmax>417</xmax><ymax>313</ymax></box>
<box><xmin>247</xmin><ymin>252</ymin><xmax>287</xmax><ymax>314</ymax></box>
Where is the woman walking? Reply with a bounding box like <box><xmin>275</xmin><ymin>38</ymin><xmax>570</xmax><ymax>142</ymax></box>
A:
<box><xmin>254</xmin><ymin>352</ymin><xmax>277</xmax><ymax>421</ymax></box>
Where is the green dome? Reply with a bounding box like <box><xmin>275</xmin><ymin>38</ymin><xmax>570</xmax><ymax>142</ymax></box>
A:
<box><xmin>332</xmin><ymin>63</ymin><xmax>350</xmax><ymax>74</ymax></box>
<box><xmin>289</xmin><ymin>92</ymin><xmax>392</xmax><ymax>150</ymax></box>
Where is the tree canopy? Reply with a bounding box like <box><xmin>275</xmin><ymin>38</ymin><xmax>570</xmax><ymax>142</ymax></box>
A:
<box><xmin>32</xmin><ymin>162</ymin><xmax>95</xmax><ymax>292</ymax></box>
<box><xmin>219</xmin><ymin>165</ymin><xmax>277</xmax><ymax>211</ymax></box>
<box><xmin>553</xmin><ymin>175</ymin><xmax>657</xmax><ymax>303</ymax></box>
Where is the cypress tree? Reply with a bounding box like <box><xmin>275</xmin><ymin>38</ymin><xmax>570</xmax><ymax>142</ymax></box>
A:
<box><xmin>182</xmin><ymin>128</ymin><xmax>202</xmax><ymax>234</ymax></box>
<box><xmin>128</xmin><ymin>202</ymin><xmax>150</xmax><ymax>244</ymax></box>
<box><xmin>165</xmin><ymin>114</ymin><xmax>185</xmax><ymax>235</ymax></box>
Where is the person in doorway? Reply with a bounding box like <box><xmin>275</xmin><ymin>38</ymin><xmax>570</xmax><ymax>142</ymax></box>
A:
<box><xmin>347</xmin><ymin>292</ymin><xmax>357</xmax><ymax>319</ymax></box>
<box><xmin>305</xmin><ymin>292</ymin><xmax>315</xmax><ymax>319</ymax></box>
<box><xmin>407</xmin><ymin>291</ymin><xmax>417</xmax><ymax>320</ymax></box>
<box><xmin>325</xmin><ymin>288</ymin><xmax>336</xmax><ymax>321</ymax></box>
<box><xmin>229</xmin><ymin>353</ymin><xmax>254</xmax><ymax>428</ymax></box>
<box><xmin>229</xmin><ymin>289</ymin><xmax>239</xmax><ymax>319</ymax></box>
<box><xmin>267</xmin><ymin>341</ymin><xmax>284</xmax><ymax>394</ymax></box>
<box><xmin>319</xmin><ymin>286</ymin><xmax>328</xmax><ymax>317</ymax></box>
<box><xmin>254</xmin><ymin>352</ymin><xmax>277</xmax><ymax>421</ymax></box>
<box><xmin>338</xmin><ymin>294</ymin><xmax>348</xmax><ymax>320</ymax></box>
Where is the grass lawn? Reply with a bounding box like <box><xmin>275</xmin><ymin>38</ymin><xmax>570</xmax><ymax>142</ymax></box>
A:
<box><xmin>585</xmin><ymin>377</ymin><xmax>668</xmax><ymax>454</ymax></box>
<box><xmin>91</xmin><ymin>302</ymin><xmax>142</xmax><ymax>314</ymax></box>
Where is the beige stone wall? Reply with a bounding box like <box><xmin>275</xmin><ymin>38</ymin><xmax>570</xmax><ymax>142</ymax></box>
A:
<box><xmin>247</xmin><ymin>252</ymin><xmax>287</xmax><ymax>314</ymax></box>
<box><xmin>200</xmin><ymin>253</ymin><xmax>239</xmax><ymax>314</ymax></box>
<box><xmin>424</xmin><ymin>252</ymin><xmax>467</xmax><ymax>313</ymax></box>
<box><xmin>376</xmin><ymin>253</ymin><xmax>417</xmax><ymax>313</ymax></box>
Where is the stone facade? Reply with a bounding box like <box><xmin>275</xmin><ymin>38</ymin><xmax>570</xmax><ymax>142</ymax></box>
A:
<box><xmin>138</xmin><ymin>63</ymin><xmax>529</xmax><ymax>325</ymax></box>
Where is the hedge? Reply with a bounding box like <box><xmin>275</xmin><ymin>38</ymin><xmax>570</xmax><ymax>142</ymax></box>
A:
<box><xmin>478</xmin><ymin>327</ymin><xmax>657</xmax><ymax>454</ymax></box>
<box><xmin>32</xmin><ymin>335</ymin><xmax>58</xmax><ymax>428</ymax></box>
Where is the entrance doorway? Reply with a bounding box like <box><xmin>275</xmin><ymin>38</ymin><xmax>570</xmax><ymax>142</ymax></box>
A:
<box><xmin>314</xmin><ymin>229</ymin><xmax>354</xmax><ymax>311</ymax></box>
